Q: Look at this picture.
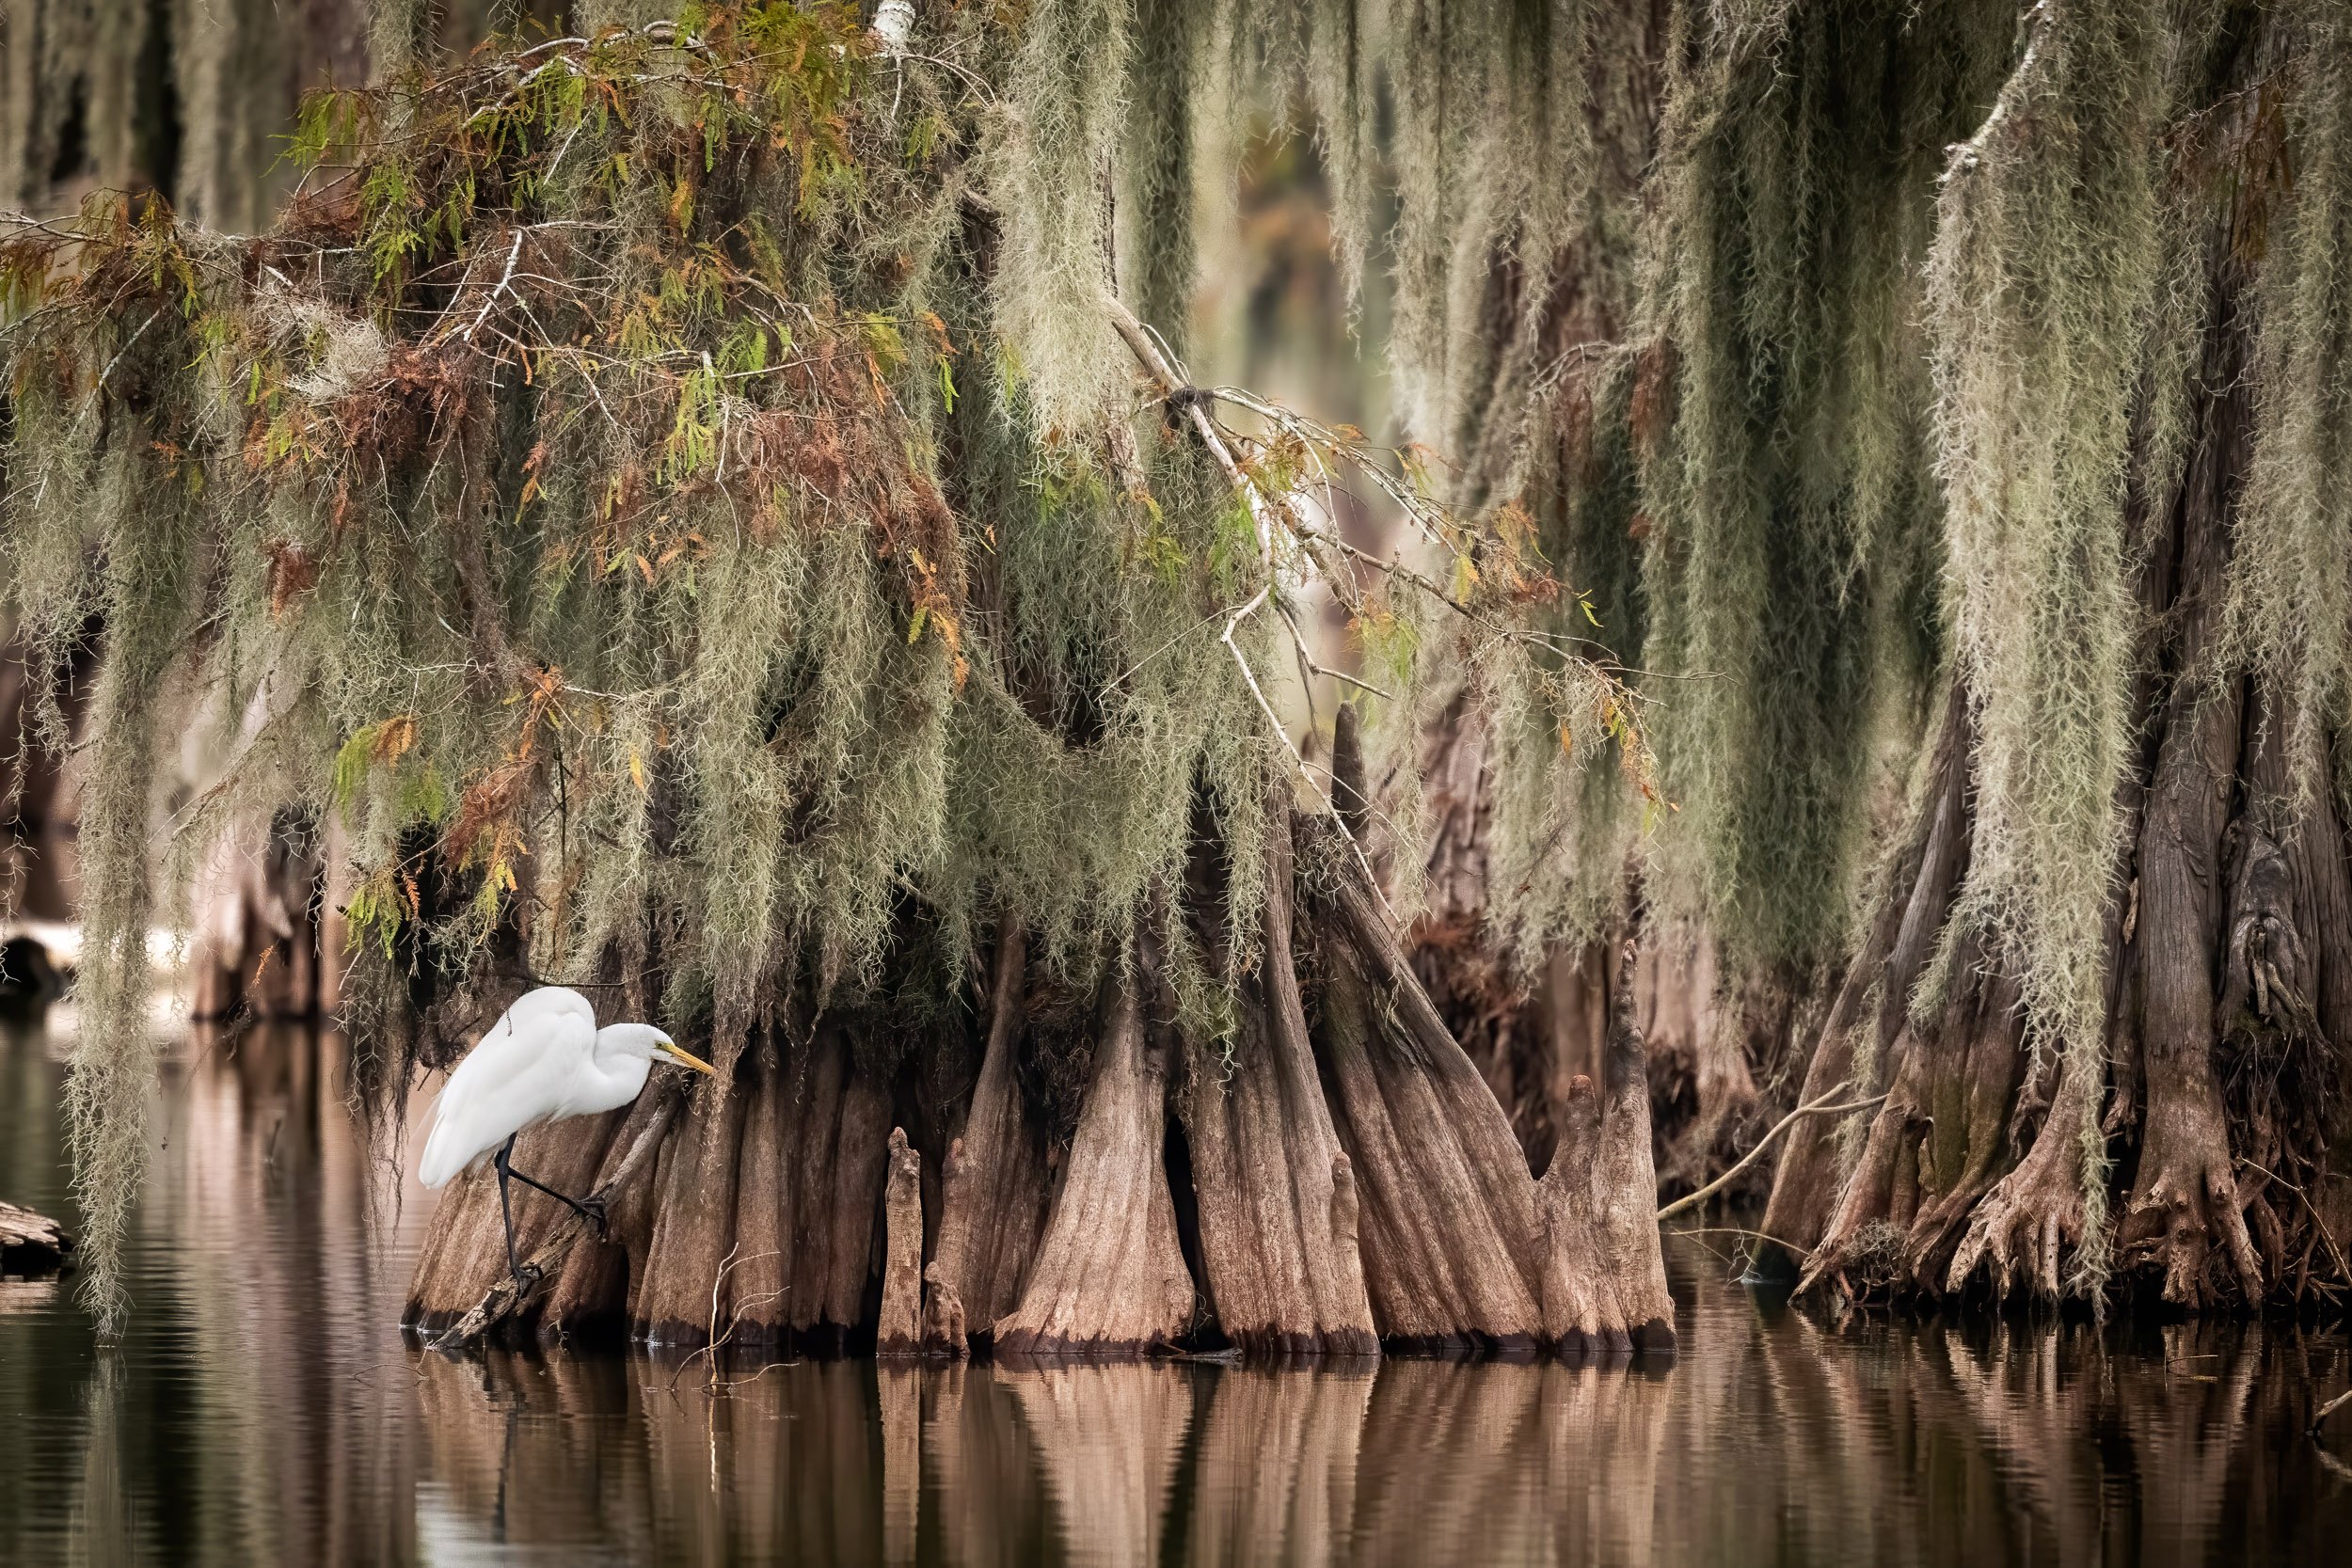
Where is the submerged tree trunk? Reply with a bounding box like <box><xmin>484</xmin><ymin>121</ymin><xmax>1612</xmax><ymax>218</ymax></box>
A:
<box><xmin>1175</xmin><ymin>807</ymin><xmax>1378</xmax><ymax>1357</ymax></box>
<box><xmin>1759</xmin><ymin>15</ymin><xmax>2352</xmax><ymax>1307</ymax></box>
<box><xmin>924</xmin><ymin>919</ymin><xmax>1050</xmax><ymax>1354</ymax></box>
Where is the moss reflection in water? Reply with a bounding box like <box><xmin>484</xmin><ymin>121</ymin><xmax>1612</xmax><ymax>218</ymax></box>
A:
<box><xmin>1</xmin><ymin>1022</ymin><xmax>2349</xmax><ymax>1566</ymax></box>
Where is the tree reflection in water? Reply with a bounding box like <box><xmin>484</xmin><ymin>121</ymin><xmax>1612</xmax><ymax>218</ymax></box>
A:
<box><xmin>1</xmin><ymin>1022</ymin><xmax>2348</xmax><ymax>1565</ymax></box>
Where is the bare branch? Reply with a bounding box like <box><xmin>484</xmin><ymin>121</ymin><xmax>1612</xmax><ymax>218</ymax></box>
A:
<box><xmin>1657</xmin><ymin>1089</ymin><xmax>1890</xmax><ymax>1224</ymax></box>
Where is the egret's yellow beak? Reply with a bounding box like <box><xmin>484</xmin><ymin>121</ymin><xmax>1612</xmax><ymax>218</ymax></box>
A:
<box><xmin>656</xmin><ymin>1041</ymin><xmax>717</xmax><ymax>1076</ymax></box>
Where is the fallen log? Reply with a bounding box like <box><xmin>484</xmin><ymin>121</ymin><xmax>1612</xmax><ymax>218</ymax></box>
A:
<box><xmin>425</xmin><ymin>1088</ymin><xmax>682</xmax><ymax>1353</ymax></box>
<box><xmin>0</xmin><ymin>1199</ymin><xmax>72</xmax><ymax>1275</ymax></box>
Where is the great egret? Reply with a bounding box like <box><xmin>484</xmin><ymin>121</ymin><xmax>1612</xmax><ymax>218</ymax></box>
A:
<box><xmin>420</xmin><ymin>986</ymin><xmax>714</xmax><ymax>1289</ymax></box>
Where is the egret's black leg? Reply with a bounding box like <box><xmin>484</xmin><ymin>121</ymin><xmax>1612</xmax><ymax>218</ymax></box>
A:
<box><xmin>491</xmin><ymin>1133</ymin><xmax>529</xmax><ymax>1290</ymax></box>
<box><xmin>502</xmin><ymin>1162</ymin><xmax>608</xmax><ymax>1239</ymax></box>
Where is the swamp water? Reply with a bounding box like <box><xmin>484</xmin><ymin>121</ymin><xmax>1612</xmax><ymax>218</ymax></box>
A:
<box><xmin>2</xmin><ymin>1019</ymin><xmax>2349</xmax><ymax>1567</ymax></box>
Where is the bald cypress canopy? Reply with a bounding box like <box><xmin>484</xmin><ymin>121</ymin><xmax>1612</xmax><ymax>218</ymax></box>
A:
<box><xmin>8</xmin><ymin>0</ymin><xmax>2352</xmax><ymax>1324</ymax></box>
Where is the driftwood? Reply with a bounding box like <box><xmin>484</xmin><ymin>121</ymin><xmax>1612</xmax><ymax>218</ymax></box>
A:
<box><xmin>0</xmin><ymin>1199</ymin><xmax>72</xmax><ymax>1275</ymax></box>
<box><xmin>426</xmin><ymin>1089</ymin><xmax>683</xmax><ymax>1353</ymax></box>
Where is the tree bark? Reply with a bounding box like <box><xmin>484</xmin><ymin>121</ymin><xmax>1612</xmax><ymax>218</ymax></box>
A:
<box><xmin>1795</xmin><ymin>922</ymin><xmax>2027</xmax><ymax>1296</ymax></box>
<box><xmin>993</xmin><ymin>972</ymin><xmax>1196</xmax><ymax>1356</ymax></box>
<box><xmin>634</xmin><ymin>1065</ymin><xmax>751</xmax><ymax>1346</ymax></box>
<box><xmin>1311</xmin><ymin>856</ymin><xmax>1546</xmax><ymax>1350</ymax></box>
<box><xmin>924</xmin><ymin>918</ymin><xmax>1050</xmax><ymax>1354</ymax></box>
<box><xmin>403</xmin><ymin>1107</ymin><xmax>628</xmax><ymax>1338</ymax></box>
<box><xmin>421</xmin><ymin>1090</ymin><xmax>680</xmax><ymax>1350</ymax></box>
<box><xmin>1177</xmin><ymin>806</ymin><xmax>1378</xmax><ymax>1357</ymax></box>
<box><xmin>878</xmin><ymin>1127</ymin><xmax>924</xmax><ymax>1355</ymax></box>
<box><xmin>1752</xmin><ymin>677</ymin><xmax>1973</xmax><ymax>1275</ymax></box>
<box><xmin>1308</xmin><ymin>816</ymin><xmax>1674</xmax><ymax>1352</ymax></box>
<box><xmin>534</xmin><ymin>1086</ymin><xmax>675</xmax><ymax>1341</ymax></box>
<box><xmin>1535</xmin><ymin>941</ymin><xmax>1677</xmax><ymax>1351</ymax></box>
<box><xmin>2115</xmin><ymin>309</ymin><xmax>2264</xmax><ymax>1308</ymax></box>
<box><xmin>724</xmin><ymin>1021</ymin><xmax>895</xmax><ymax>1354</ymax></box>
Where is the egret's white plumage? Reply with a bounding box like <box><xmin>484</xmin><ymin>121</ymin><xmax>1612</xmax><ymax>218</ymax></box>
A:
<box><xmin>418</xmin><ymin>986</ymin><xmax>711</xmax><ymax>1189</ymax></box>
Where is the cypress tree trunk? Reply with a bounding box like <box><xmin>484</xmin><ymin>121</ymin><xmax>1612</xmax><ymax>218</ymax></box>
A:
<box><xmin>1311</xmin><ymin>796</ymin><xmax>1675</xmax><ymax>1352</ymax></box>
<box><xmin>1175</xmin><ymin>806</ymin><xmax>1378</xmax><ymax>1357</ymax></box>
<box><xmin>1761</xmin><ymin>0</ymin><xmax>2352</xmax><ymax>1308</ymax></box>
<box><xmin>923</xmin><ymin>920</ymin><xmax>1050</xmax><ymax>1352</ymax></box>
<box><xmin>992</xmin><ymin>972</ymin><xmax>1195</xmax><ymax>1356</ymax></box>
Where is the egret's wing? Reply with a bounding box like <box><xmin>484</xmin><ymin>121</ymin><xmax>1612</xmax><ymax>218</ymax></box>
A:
<box><xmin>417</xmin><ymin>988</ymin><xmax>597</xmax><ymax>1187</ymax></box>
<box><xmin>485</xmin><ymin>985</ymin><xmax>599</xmax><ymax>1043</ymax></box>
<box><xmin>435</xmin><ymin>989</ymin><xmax>597</xmax><ymax>1113</ymax></box>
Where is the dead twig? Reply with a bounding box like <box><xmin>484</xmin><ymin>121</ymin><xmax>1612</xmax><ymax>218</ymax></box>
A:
<box><xmin>670</xmin><ymin>1243</ymin><xmax>790</xmax><ymax>1394</ymax></box>
<box><xmin>1104</xmin><ymin>292</ymin><xmax>1400</xmax><ymax>922</ymax></box>
<box><xmin>1657</xmin><ymin>1088</ymin><xmax>1888</xmax><ymax>1223</ymax></box>
<box><xmin>2238</xmin><ymin>1157</ymin><xmax>2352</xmax><ymax>1289</ymax></box>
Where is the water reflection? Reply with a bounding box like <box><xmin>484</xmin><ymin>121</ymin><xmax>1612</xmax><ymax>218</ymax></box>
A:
<box><xmin>2</xmin><ymin>1021</ymin><xmax>2349</xmax><ymax>1566</ymax></box>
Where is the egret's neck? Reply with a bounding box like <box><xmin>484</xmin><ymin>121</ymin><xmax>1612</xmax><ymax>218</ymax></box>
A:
<box><xmin>583</xmin><ymin>1023</ymin><xmax>661</xmax><ymax>1108</ymax></box>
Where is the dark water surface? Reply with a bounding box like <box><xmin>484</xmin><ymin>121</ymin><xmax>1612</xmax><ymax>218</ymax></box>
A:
<box><xmin>4</xmin><ymin>1018</ymin><xmax>2351</xmax><ymax>1566</ymax></box>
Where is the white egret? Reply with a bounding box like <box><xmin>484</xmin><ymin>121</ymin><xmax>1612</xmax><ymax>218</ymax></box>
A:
<box><xmin>419</xmin><ymin>985</ymin><xmax>714</xmax><ymax>1288</ymax></box>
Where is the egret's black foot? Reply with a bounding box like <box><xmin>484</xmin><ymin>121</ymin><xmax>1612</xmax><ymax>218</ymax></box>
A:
<box><xmin>507</xmin><ymin>1260</ymin><xmax>544</xmax><ymax>1297</ymax></box>
<box><xmin>578</xmin><ymin>1194</ymin><xmax>610</xmax><ymax>1241</ymax></box>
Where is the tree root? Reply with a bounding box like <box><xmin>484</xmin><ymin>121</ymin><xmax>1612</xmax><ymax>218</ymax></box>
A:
<box><xmin>2121</xmin><ymin>1128</ymin><xmax>2264</xmax><ymax>1309</ymax></box>
<box><xmin>1942</xmin><ymin>1022</ymin><xmax>2106</xmax><ymax>1302</ymax></box>
<box><xmin>1755</xmin><ymin>681</ymin><xmax>1972</xmax><ymax>1274</ymax></box>
<box><xmin>1945</xmin><ymin>1132</ymin><xmax>2088</xmax><ymax>1302</ymax></box>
